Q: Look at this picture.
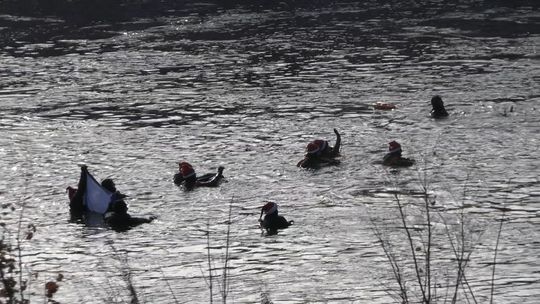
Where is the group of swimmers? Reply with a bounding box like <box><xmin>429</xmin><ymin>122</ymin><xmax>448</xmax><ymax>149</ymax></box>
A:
<box><xmin>296</xmin><ymin>95</ymin><xmax>448</xmax><ymax>169</ymax></box>
<box><xmin>67</xmin><ymin>96</ymin><xmax>449</xmax><ymax>233</ymax></box>
<box><xmin>67</xmin><ymin>165</ymin><xmax>156</xmax><ymax>231</ymax></box>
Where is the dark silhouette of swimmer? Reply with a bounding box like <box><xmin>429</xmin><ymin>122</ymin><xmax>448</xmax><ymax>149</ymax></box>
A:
<box><xmin>314</xmin><ymin>128</ymin><xmax>341</xmax><ymax>158</ymax></box>
<box><xmin>99</xmin><ymin>178</ymin><xmax>155</xmax><ymax>231</ymax></box>
<box><xmin>67</xmin><ymin>165</ymin><xmax>154</xmax><ymax>230</ymax></box>
<box><xmin>174</xmin><ymin>162</ymin><xmax>225</xmax><ymax>190</ymax></box>
<box><xmin>297</xmin><ymin>142</ymin><xmax>329</xmax><ymax>168</ymax></box>
<box><xmin>67</xmin><ymin>166</ymin><xmax>87</xmax><ymax>219</ymax></box>
<box><xmin>297</xmin><ymin>129</ymin><xmax>341</xmax><ymax>169</ymax></box>
<box><xmin>259</xmin><ymin>202</ymin><xmax>293</xmax><ymax>235</ymax></box>
<box><xmin>430</xmin><ymin>95</ymin><xmax>448</xmax><ymax>118</ymax></box>
<box><xmin>382</xmin><ymin>141</ymin><xmax>415</xmax><ymax>167</ymax></box>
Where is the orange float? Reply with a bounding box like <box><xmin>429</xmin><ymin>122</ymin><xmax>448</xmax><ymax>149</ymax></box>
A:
<box><xmin>373</xmin><ymin>102</ymin><xmax>396</xmax><ymax>110</ymax></box>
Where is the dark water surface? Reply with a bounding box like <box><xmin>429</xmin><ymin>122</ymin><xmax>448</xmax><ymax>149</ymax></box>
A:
<box><xmin>1</xmin><ymin>1</ymin><xmax>539</xmax><ymax>303</ymax></box>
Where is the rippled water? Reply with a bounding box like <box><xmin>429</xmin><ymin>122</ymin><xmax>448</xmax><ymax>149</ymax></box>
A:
<box><xmin>1</xmin><ymin>1</ymin><xmax>539</xmax><ymax>303</ymax></box>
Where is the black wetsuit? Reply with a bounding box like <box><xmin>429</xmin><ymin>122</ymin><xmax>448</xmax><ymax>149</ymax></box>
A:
<box><xmin>297</xmin><ymin>155</ymin><xmax>319</xmax><ymax>169</ymax></box>
<box><xmin>174</xmin><ymin>171</ymin><xmax>217</xmax><ymax>185</ymax></box>
<box><xmin>173</xmin><ymin>172</ymin><xmax>184</xmax><ymax>185</ymax></box>
<box><xmin>297</xmin><ymin>154</ymin><xmax>339</xmax><ymax>169</ymax></box>
<box><xmin>69</xmin><ymin>167</ymin><xmax>88</xmax><ymax>218</ymax></box>
<box><xmin>383</xmin><ymin>152</ymin><xmax>415</xmax><ymax>167</ymax></box>
<box><xmin>104</xmin><ymin>193</ymin><xmax>154</xmax><ymax>231</ymax></box>
<box><xmin>261</xmin><ymin>211</ymin><xmax>293</xmax><ymax>235</ymax></box>
<box><xmin>431</xmin><ymin>107</ymin><xmax>449</xmax><ymax>118</ymax></box>
<box><xmin>177</xmin><ymin>171</ymin><xmax>224</xmax><ymax>190</ymax></box>
<box><xmin>430</xmin><ymin>96</ymin><xmax>449</xmax><ymax>118</ymax></box>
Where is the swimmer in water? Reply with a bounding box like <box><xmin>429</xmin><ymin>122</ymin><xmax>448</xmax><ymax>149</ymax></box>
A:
<box><xmin>297</xmin><ymin>129</ymin><xmax>341</xmax><ymax>169</ymax></box>
<box><xmin>430</xmin><ymin>95</ymin><xmax>449</xmax><ymax>118</ymax></box>
<box><xmin>382</xmin><ymin>141</ymin><xmax>415</xmax><ymax>167</ymax></box>
<box><xmin>259</xmin><ymin>202</ymin><xmax>293</xmax><ymax>235</ymax></box>
<box><xmin>174</xmin><ymin>162</ymin><xmax>225</xmax><ymax>190</ymax></box>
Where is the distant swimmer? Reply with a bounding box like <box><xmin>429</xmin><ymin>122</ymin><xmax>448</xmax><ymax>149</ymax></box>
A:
<box><xmin>382</xmin><ymin>141</ymin><xmax>415</xmax><ymax>167</ymax></box>
<box><xmin>297</xmin><ymin>129</ymin><xmax>341</xmax><ymax>169</ymax></box>
<box><xmin>259</xmin><ymin>202</ymin><xmax>293</xmax><ymax>235</ymax></box>
<box><xmin>173</xmin><ymin>162</ymin><xmax>225</xmax><ymax>190</ymax></box>
<box><xmin>430</xmin><ymin>95</ymin><xmax>449</xmax><ymax>118</ymax></box>
<box><xmin>67</xmin><ymin>165</ymin><xmax>154</xmax><ymax>231</ymax></box>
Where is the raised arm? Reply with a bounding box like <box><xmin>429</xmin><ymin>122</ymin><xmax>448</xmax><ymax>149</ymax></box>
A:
<box><xmin>69</xmin><ymin>165</ymin><xmax>88</xmax><ymax>210</ymax></box>
<box><xmin>259</xmin><ymin>208</ymin><xmax>264</xmax><ymax>222</ymax></box>
<box><xmin>331</xmin><ymin>128</ymin><xmax>341</xmax><ymax>157</ymax></box>
<box><xmin>196</xmin><ymin>167</ymin><xmax>225</xmax><ymax>187</ymax></box>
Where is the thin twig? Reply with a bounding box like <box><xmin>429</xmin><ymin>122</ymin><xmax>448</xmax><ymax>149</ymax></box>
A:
<box><xmin>370</xmin><ymin>218</ymin><xmax>409</xmax><ymax>303</ymax></box>
<box><xmin>451</xmin><ymin>175</ymin><xmax>471</xmax><ymax>304</ymax></box>
<box><xmin>394</xmin><ymin>192</ymin><xmax>428</xmax><ymax>303</ymax></box>
<box><xmin>460</xmin><ymin>272</ymin><xmax>474</xmax><ymax>304</ymax></box>
<box><xmin>425</xmin><ymin>181</ymin><xmax>432</xmax><ymax>302</ymax></box>
<box><xmin>16</xmin><ymin>195</ymin><xmax>29</xmax><ymax>303</ymax></box>
<box><xmin>460</xmin><ymin>277</ymin><xmax>472</xmax><ymax>304</ymax></box>
<box><xmin>450</xmin><ymin>212</ymin><xmax>466</xmax><ymax>303</ymax></box>
<box><xmin>222</xmin><ymin>201</ymin><xmax>233</xmax><ymax>303</ymax></box>
<box><xmin>490</xmin><ymin>210</ymin><xmax>505</xmax><ymax>304</ymax></box>
<box><xmin>438</xmin><ymin>209</ymin><xmax>483</xmax><ymax>304</ymax></box>
<box><xmin>461</xmin><ymin>253</ymin><xmax>479</xmax><ymax>304</ymax></box>
<box><xmin>418</xmin><ymin>159</ymin><xmax>433</xmax><ymax>303</ymax></box>
<box><xmin>109</xmin><ymin>244</ymin><xmax>141</xmax><ymax>304</ymax></box>
<box><xmin>433</xmin><ymin>275</ymin><xmax>438</xmax><ymax>303</ymax></box>
<box><xmin>206</xmin><ymin>220</ymin><xmax>214</xmax><ymax>304</ymax></box>
<box><xmin>159</xmin><ymin>268</ymin><xmax>180</xmax><ymax>304</ymax></box>
<box><xmin>443</xmin><ymin>270</ymin><xmax>451</xmax><ymax>304</ymax></box>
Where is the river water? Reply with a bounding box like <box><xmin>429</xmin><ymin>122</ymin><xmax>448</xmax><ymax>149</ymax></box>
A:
<box><xmin>1</xmin><ymin>1</ymin><xmax>539</xmax><ymax>303</ymax></box>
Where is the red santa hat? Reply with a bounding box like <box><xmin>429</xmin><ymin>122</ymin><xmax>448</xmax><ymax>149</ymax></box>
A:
<box><xmin>261</xmin><ymin>202</ymin><xmax>278</xmax><ymax>215</ymax></box>
<box><xmin>388</xmin><ymin>141</ymin><xmax>402</xmax><ymax>153</ymax></box>
<box><xmin>179</xmin><ymin>161</ymin><xmax>192</xmax><ymax>168</ymax></box>
<box><xmin>180</xmin><ymin>162</ymin><xmax>195</xmax><ymax>178</ymax></box>
<box><xmin>306</xmin><ymin>142</ymin><xmax>320</xmax><ymax>154</ymax></box>
<box><xmin>313</xmin><ymin>139</ymin><xmax>328</xmax><ymax>152</ymax></box>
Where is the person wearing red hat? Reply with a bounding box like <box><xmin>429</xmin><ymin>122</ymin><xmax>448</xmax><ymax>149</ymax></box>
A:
<box><xmin>383</xmin><ymin>141</ymin><xmax>415</xmax><ymax>167</ymax></box>
<box><xmin>67</xmin><ymin>165</ymin><xmax>155</xmax><ymax>230</ymax></box>
<box><xmin>173</xmin><ymin>162</ymin><xmax>193</xmax><ymax>185</ymax></box>
<box><xmin>296</xmin><ymin>142</ymin><xmax>321</xmax><ymax>168</ymax></box>
<box><xmin>67</xmin><ymin>166</ymin><xmax>127</xmax><ymax>215</ymax></box>
<box><xmin>297</xmin><ymin>128</ymin><xmax>341</xmax><ymax>169</ymax></box>
<box><xmin>259</xmin><ymin>202</ymin><xmax>293</xmax><ymax>235</ymax></box>
<box><xmin>314</xmin><ymin>128</ymin><xmax>341</xmax><ymax>158</ymax></box>
<box><xmin>174</xmin><ymin>161</ymin><xmax>225</xmax><ymax>190</ymax></box>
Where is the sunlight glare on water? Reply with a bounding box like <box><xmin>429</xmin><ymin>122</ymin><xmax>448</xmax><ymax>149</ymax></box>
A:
<box><xmin>0</xmin><ymin>1</ymin><xmax>539</xmax><ymax>303</ymax></box>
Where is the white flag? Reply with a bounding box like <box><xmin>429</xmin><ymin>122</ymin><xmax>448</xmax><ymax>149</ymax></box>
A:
<box><xmin>84</xmin><ymin>171</ymin><xmax>113</xmax><ymax>214</ymax></box>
